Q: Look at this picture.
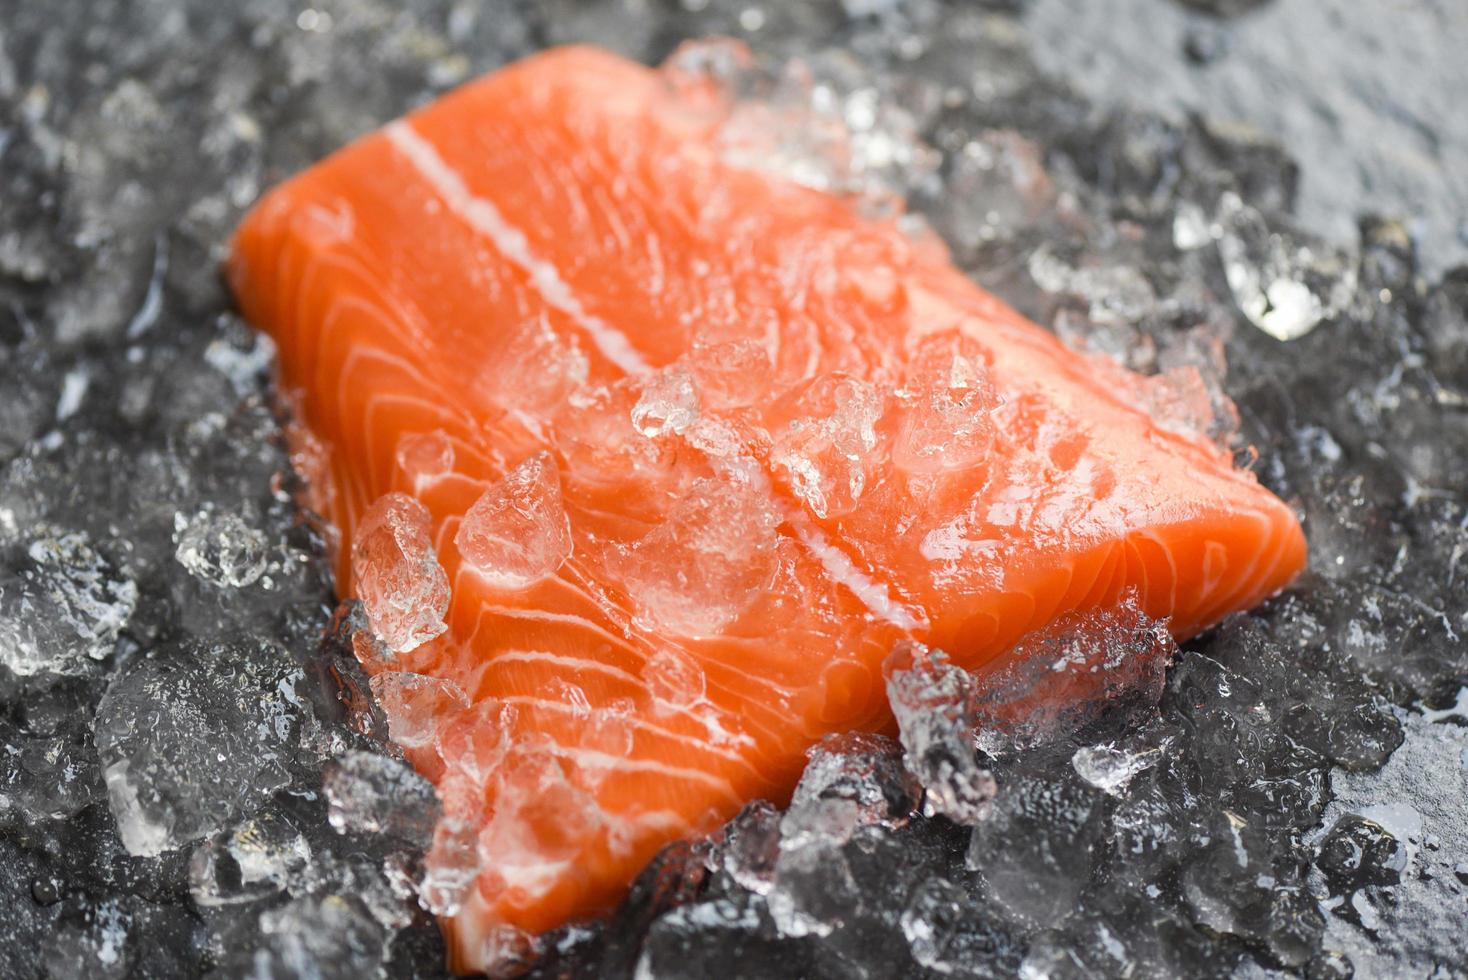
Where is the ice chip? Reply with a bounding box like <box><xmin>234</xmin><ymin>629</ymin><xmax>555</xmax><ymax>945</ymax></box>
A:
<box><xmin>420</xmin><ymin>814</ymin><xmax>480</xmax><ymax>917</ymax></box>
<box><xmin>1214</xmin><ymin>191</ymin><xmax>1358</xmax><ymax>341</ymax></box>
<box><xmin>0</xmin><ymin>526</ymin><xmax>136</xmax><ymax>676</ymax></box>
<box><xmin>369</xmin><ymin>671</ymin><xmax>470</xmax><ymax>749</ymax></box>
<box><xmin>718</xmin><ymin>800</ymin><xmax>783</xmax><ymax>896</ymax></box>
<box><xmin>172</xmin><ymin>507</ymin><xmax>269</xmax><ymax>588</ymax></box>
<box><xmin>687</xmin><ymin>338</ymin><xmax>770</xmax><ymax>410</ymax></box>
<box><xmin>476</xmin><ymin>312</ymin><xmax>589</xmax><ymax>418</ymax></box>
<box><xmin>454</xmin><ymin>452</ymin><xmax>572</xmax><ymax>589</ymax></box>
<box><xmin>771</xmin><ymin>374</ymin><xmax>884</xmax><ymax>518</ymax></box>
<box><xmin>938</xmin><ymin>130</ymin><xmax>1056</xmax><ymax>250</ymax></box>
<box><xmin>766</xmin><ymin>796</ymin><xmax>863</xmax><ymax>938</ymax></box>
<box><xmin>883</xmin><ymin>641</ymin><xmax>996</xmax><ymax>824</ymax></box>
<box><xmin>710</xmin><ymin>46</ymin><xmax>938</xmax><ymax>213</ymax></box>
<box><xmin>221</xmin><ymin>893</ymin><xmax>387</xmax><ymax>978</ymax></box>
<box><xmin>893</xmin><ymin>331</ymin><xmax>997</xmax><ymax>474</ymax></box>
<box><xmin>1027</xmin><ymin>246</ymin><xmax>1157</xmax><ymax>326</ymax></box>
<box><xmin>351</xmin><ymin>492</ymin><xmax>449</xmax><ymax>653</ymax></box>
<box><xmin>323</xmin><ymin>750</ymin><xmax>440</xmax><ymax>845</ymax></box>
<box><xmin>435</xmin><ymin>698</ymin><xmax>518</xmax><ymax>786</ymax></box>
<box><xmin>642</xmin><ymin>648</ymin><xmax>706</xmax><ymax>711</ymax></box>
<box><xmin>900</xmin><ymin>876</ymin><xmax>1010</xmax><ymax>975</ymax></box>
<box><xmin>791</xmin><ymin>731</ymin><xmax>920</xmax><ymax>827</ymax></box>
<box><xmin>1071</xmin><ymin>734</ymin><xmax>1169</xmax><ymax>796</ymax></box>
<box><xmin>93</xmin><ymin>639</ymin><xmax>302</xmax><ymax>856</ymax></box>
<box><xmin>189</xmin><ymin>810</ymin><xmax>311</xmax><ymax>907</ymax></box>
<box><xmin>394</xmin><ymin>429</ymin><xmax>455</xmax><ymax>486</ymax></box>
<box><xmin>972</xmin><ymin>594</ymin><xmax>1175</xmax><ymax>753</ymax></box>
<box><xmin>967</xmin><ymin>771</ymin><xmax>1103</xmax><ymax>926</ymax></box>
<box><xmin>631</xmin><ymin>365</ymin><xmax>700</xmax><ymax>438</ymax></box>
<box><xmin>476</xmin><ymin>747</ymin><xmax>606</xmax><ymax>902</ymax></box>
<box><xmin>618</xmin><ymin>469</ymin><xmax>780</xmax><ymax>636</ymax></box>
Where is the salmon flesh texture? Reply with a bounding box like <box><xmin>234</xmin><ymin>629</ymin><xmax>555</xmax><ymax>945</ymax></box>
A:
<box><xmin>227</xmin><ymin>45</ymin><xmax>1306</xmax><ymax>973</ymax></box>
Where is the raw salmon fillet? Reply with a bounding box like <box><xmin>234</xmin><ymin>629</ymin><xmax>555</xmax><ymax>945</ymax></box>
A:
<box><xmin>227</xmin><ymin>45</ymin><xmax>1306</xmax><ymax>973</ymax></box>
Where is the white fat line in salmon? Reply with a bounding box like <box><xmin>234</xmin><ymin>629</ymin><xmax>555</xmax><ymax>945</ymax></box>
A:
<box><xmin>783</xmin><ymin>504</ymin><xmax>928</xmax><ymax>633</ymax></box>
<box><xmin>384</xmin><ymin>120</ymin><xmax>653</xmax><ymax>377</ymax></box>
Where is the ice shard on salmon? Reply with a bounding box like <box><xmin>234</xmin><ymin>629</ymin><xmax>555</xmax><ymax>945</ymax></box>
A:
<box><xmin>226</xmin><ymin>44</ymin><xmax>1306</xmax><ymax>973</ymax></box>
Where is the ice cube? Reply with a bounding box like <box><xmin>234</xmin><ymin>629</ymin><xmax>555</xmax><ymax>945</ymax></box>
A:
<box><xmin>172</xmin><ymin>507</ymin><xmax>270</xmax><ymax>588</ymax></box>
<box><xmin>93</xmin><ymin>639</ymin><xmax>303</xmax><ymax>857</ymax></box>
<box><xmin>900</xmin><ymin>876</ymin><xmax>1012</xmax><ymax>975</ymax></box>
<box><xmin>967</xmin><ymin>770</ymin><xmax>1103</xmax><ymax>927</ymax></box>
<box><xmin>642</xmin><ymin>648</ymin><xmax>706</xmax><ymax>711</ymax></box>
<box><xmin>453</xmin><ymin>452</ymin><xmax>573</xmax><ymax>589</ymax></box>
<box><xmin>687</xmin><ymin>338</ymin><xmax>770</xmax><ymax>411</ymax></box>
<box><xmin>394</xmin><ymin>429</ymin><xmax>456</xmax><ymax>488</ymax></box>
<box><xmin>791</xmin><ymin>731</ymin><xmax>920</xmax><ymax>827</ymax></box>
<box><xmin>221</xmin><ymin>893</ymin><xmax>387</xmax><ymax>978</ymax></box>
<box><xmin>937</xmin><ymin>130</ymin><xmax>1056</xmax><ymax>250</ymax></box>
<box><xmin>1027</xmin><ymin>246</ymin><xmax>1157</xmax><ymax>326</ymax></box>
<box><xmin>475</xmin><ymin>312</ymin><xmax>589</xmax><ymax>419</ymax></box>
<box><xmin>718</xmin><ymin>800</ymin><xmax>783</xmax><ymax>896</ymax></box>
<box><xmin>368</xmin><ymin>671</ymin><xmax>470</xmax><ymax>750</ymax></box>
<box><xmin>766</xmin><ymin>797</ymin><xmax>864</xmax><ymax>938</ymax></box>
<box><xmin>476</xmin><ymin>746</ymin><xmax>606</xmax><ymax>904</ymax></box>
<box><xmin>0</xmin><ymin>526</ymin><xmax>137</xmax><ymax>677</ymax></box>
<box><xmin>972</xmin><ymin>595</ymin><xmax>1175</xmax><ymax>753</ymax></box>
<box><xmin>323</xmin><ymin>750</ymin><xmax>440</xmax><ymax>846</ymax></box>
<box><xmin>631</xmin><ymin>366</ymin><xmax>701</xmax><ymax>439</ymax></box>
<box><xmin>351</xmin><ymin>492</ymin><xmax>449</xmax><ymax>653</ymax></box>
<box><xmin>419</xmin><ymin>814</ymin><xmax>480</xmax><ymax>917</ymax></box>
<box><xmin>189</xmin><ymin>809</ymin><xmax>311</xmax><ymax>907</ymax></box>
<box><xmin>771</xmin><ymin>374</ymin><xmax>884</xmax><ymax>519</ymax></box>
<box><xmin>883</xmin><ymin>641</ymin><xmax>996</xmax><ymax>824</ymax></box>
<box><xmin>618</xmin><ymin>469</ymin><xmax>780</xmax><ymax>636</ymax></box>
<box><xmin>892</xmin><ymin>331</ymin><xmax>997</xmax><ymax>474</ymax></box>
<box><xmin>1214</xmin><ymin>191</ymin><xmax>1358</xmax><ymax>341</ymax></box>
<box><xmin>1071</xmin><ymin>730</ymin><xmax>1171</xmax><ymax>797</ymax></box>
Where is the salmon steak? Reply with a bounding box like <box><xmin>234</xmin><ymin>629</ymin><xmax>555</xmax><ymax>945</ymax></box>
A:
<box><xmin>227</xmin><ymin>44</ymin><xmax>1306</xmax><ymax>973</ymax></box>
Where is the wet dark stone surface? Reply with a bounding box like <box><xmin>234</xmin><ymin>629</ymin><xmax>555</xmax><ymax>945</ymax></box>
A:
<box><xmin>1</xmin><ymin>1</ymin><xmax>1466</xmax><ymax>977</ymax></box>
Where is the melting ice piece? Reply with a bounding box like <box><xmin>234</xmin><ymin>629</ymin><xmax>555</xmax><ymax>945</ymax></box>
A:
<box><xmin>972</xmin><ymin>596</ymin><xmax>1175</xmax><ymax>753</ymax></box>
<box><xmin>900</xmin><ymin>876</ymin><xmax>1016</xmax><ymax>975</ymax></box>
<box><xmin>791</xmin><ymin>731</ymin><xmax>921</xmax><ymax>828</ymax></box>
<box><xmin>1214</xmin><ymin>191</ymin><xmax>1358</xmax><ymax>341</ymax></box>
<box><xmin>767</xmin><ymin>798</ymin><xmax>863</xmax><ymax>938</ymax></box>
<box><xmin>173</xmin><ymin>508</ymin><xmax>270</xmax><ymax>588</ymax></box>
<box><xmin>395</xmin><ymin>429</ymin><xmax>456</xmax><ymax>485</ymax></box>
<box><xmin>93</xmin><ymin>639</ymin><xmax>302</xmax><ymax>857</ymax></box>
<box><xmin>190</xmin><ymin>810</ymin><xmax>311</xmax><ymax>906</ymax></box>
<box><xmin>893</xmin><ymin>331</ymin><xmax>997</xmax><ymax>474</ymax></box>
<box><xmin>966</xmin><ymin>770</ymin><xmax>1103</xmax><ymax>926</ymax></box>
<box><xmin>369</xmin><ymin>671</ymin><xmax>471</xmax><ymax>749</ymax></box>
<box><xmin>476</xmin><ymin>312</ymin><xmax>590</xmax><ymax>418</ymax></box>
<box><xmin>475</xmin><ymin>747</ymin><xmax>606</xmax><ymax>909</ymax></box>
<box><xmin>619</xmin><ymin>469</ymin><xmax>779</xmax><ymax>636</ymax></box>
<box><xmin>771</xmin><ymin>374</ymin><xmax>884</xmax><ymax>519</ymax></box>
<box><xmin>882</xmin><ymin>641</ymin><xmax>997</xmax><ymax>824</ymax></box>
<box><xmin>1071</xmin><ymin>731</ymin><xmax>1171</xmax><ymax>797</ymax></box>
<box><xmin>687</xmin><ymin>338</ymin><xmax>770</xmax><ymax>411</ymax></box>
<box><xmin>718</xmin><ymin>801</ymin><xmax>783</xmax><ymax>896</ymax></box>
<box><xmin>0</xmin><ymin>526</ymin><xmax>137</xmax><ymax>676</ymax></box>
<box><xmin>420</xmin><ymin>814</ymin><xmax>481</xmax><ymax>917</ymax></box>
<box><xmin>642</xmin><ymin>648</ymin><xmax>706</xmax><ymax>711</ymax></box>
<box><xmin>454</xmin><ymin>452</ymin><xmax>573</xmax><ymax>589</ymax></box>
<box><xmin>630</xmin><ymin>365</ymin><xmax>700</xmax><ymax>438</ymax></box>
<box><xmin>221</xmin><ymin>894</ymin><xmax>388</xmax><ymax>978</ymax></box>
<box><xmin>323</xmin><ymin>750</ymin><xmax>441</xmax><ymax>845</ymax></box>
<box><xmin>351</xmin><ymin>492</ymin><xmax>450</xmax><ymax>653</ymax></box>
